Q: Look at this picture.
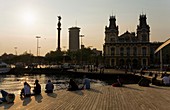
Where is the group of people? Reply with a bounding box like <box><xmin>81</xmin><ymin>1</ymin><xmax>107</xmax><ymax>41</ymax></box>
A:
<box><xmin>68</xmin><ymin>76</ymin><xmax>91</xmax><ymax>91</ymax></box>
<box><xmin>0</xmin><ymin>76</ymin><xmax>91</xmax><ymax>104</ymax></box>
<box><xmin>20</xmin><ymin>79</ymin><xmax>42</xmax><ymax>97</ymax></box>
<box><xmin>151</xmin><ymin>73</ymin><xmax>170</xmax><ymax>86</ymax></box>
<box><xmin>0</xmin><ymin>79</ymin><xmax>54</xmax><ymax>104</ymax></box>
<box><xmin>20</xmin><ymin>79</ymin><xmax>55</xmax><ymax>97</ymax></box>
<box><xmin>139</xmin><ymin>73</ymin><xmax>170</xmax><ymax>87</ymax></box>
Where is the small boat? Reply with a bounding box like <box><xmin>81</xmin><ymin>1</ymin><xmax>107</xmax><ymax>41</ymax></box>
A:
<box><xmin>0</xmin><ymin>62</ymin><xmax>11</xmax><ymax>73</ymax></box>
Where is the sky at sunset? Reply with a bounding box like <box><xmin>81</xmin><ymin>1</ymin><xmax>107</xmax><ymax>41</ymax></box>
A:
<box><xmin>0</xmin><ymin>0</ymin><xmax>170</xmax><ymax>56</ymax></box>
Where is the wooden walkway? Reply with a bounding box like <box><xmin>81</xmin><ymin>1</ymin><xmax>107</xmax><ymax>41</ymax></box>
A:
<box><xmin>1</xmin><ymin>84</ymin><xmax>170</xmax><ymax>110</ymax></box>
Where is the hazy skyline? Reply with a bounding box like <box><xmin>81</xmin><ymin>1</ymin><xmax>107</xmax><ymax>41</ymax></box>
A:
<box><xmin>0</xmin><ymin>0</ymin><xmax>170</xmax><ymax>56</ymax></box>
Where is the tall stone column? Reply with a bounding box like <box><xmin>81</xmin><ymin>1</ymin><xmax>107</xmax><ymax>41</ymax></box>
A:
<box><xmin>57</xmin><ymin>16</ymin><xmax>61</xmax><ymax>51</ymax></box>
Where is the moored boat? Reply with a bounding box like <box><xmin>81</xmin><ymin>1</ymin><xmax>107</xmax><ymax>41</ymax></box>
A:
<box><xmin>0</xmin><ymin>62</ymin><xmax>11</xmax><ymax>73</ymax></box>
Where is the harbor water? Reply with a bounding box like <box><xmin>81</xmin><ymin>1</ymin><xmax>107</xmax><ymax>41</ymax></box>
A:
<box><xmin>0</xmin><ymin>73</ymin><xmax>106</xmax><ymax>97</ymax></box>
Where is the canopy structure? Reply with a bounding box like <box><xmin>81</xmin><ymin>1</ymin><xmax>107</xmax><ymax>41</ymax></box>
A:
<box><xmin>154</xmin><ymin>38</ymin><xmax>170</xmax><ymax>71</ymax></box>
<box><xmin>154</xmin><ymin>38</ymin><xmax>170</xmax><ymax>54</ymax></box>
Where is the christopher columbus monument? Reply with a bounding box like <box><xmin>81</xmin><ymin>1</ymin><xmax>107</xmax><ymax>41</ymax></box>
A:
<box><xmin>57</xmin><ymin>16</ymin><xmax>61</xmax><ymax>51</ymax></box>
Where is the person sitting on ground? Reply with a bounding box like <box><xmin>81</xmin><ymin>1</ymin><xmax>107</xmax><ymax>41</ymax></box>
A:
<box><xmin>33</xmin><ymin>80</ymin><xmax>41</xmax><ymax>95</ymax></box>
<box><xmin>149</xmin><ymin>72</ymin><xmax>153</xmax><ymax>76</ymax></box>
<box><xmin>112</xmin><ymin>76</ymin><xmax>123</xmax><ymax>87</ymax></box>
<box><xmin>151</xmin><ymin>74</ymin><xmax>161</xmax><ymax>86</ymax></box>
<box><xmin>68</xmin><ymin>79</ymin><xmax>79</xmax><ymax>91</ymax></box>
<box><xmin>82</xmin><ymin>75</ymin><xmax>90</xmax><ymax>89</ymax></box>
<box><xmin>45</xmin><ymin>80</ymin><xmax>54</xmax><ymax>93</ymax></box>
<box><xmin>162</xmin><ymin>74</ymin><xmax>170</xmax><ymax>86</ymax></box>
<box><xmin>0</xmin><ymin>90</ymin><xmax>15</xmax><ymax>104</ymax></box>
<box><xmin>138</xmin><ymin>76</ymin><xmax>150</xmax><ymax>87</ymax></box>
<box><xmin>20</xmin><ymin>82</ymin><xmax>31</xmax><ymax>97</ymax></box>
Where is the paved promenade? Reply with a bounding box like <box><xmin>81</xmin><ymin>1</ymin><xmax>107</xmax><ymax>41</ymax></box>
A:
<box><xmin>1</xmin><ymin>84</ymin><xmax>170</xmax><ymax>110</ymax></box>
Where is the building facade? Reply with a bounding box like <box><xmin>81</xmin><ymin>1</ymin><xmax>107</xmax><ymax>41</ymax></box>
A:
<box><xmin>69</xmin><ymin>27</ymin><xmax>80</xmax><ymax>52</ymax></box>
<box><xmin>103</xmin><ymin>15</ymin><xmax>151</xmax><ymax>69</ymax></box>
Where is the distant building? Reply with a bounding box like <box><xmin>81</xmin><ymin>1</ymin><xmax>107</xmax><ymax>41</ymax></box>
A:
<box><xmin>92</xmin><ymin>48</ymin><xmax>102</xmax><ymax>66</ymax></box>
<box><xmin>103</xmin><ymin>14</ymin><xmax>170</xmax><ymax>69</ymax></box>
<box><xmin>103</xmin><ymin>15</ymin><xmax>151</xmax><ymax>69</ymax></box>
<box><xmin>69</xmin><ymin>27</ymin><xmax>80</xmax><ymax>52</ymax></box>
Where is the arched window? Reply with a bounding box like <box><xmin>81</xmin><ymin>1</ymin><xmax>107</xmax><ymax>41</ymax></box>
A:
<box><xmin>120</xmin><ymin>59</ymin><xmax>125</xmax><ymax>66</ymax></box>
<box><xmin>111</xmin><ymin>38</ymin><xmax>115</xmax><ymax>42</ymax></box>
<box><xmin>111</xmin><ymin>59</ymin><xmax>115</xmax><ymax>67</ymax></box>
<box><xmin>126</xmin><ymin>47</ymin><xmax>130</xmax><ymax>56</ymax></box>
<box><xmin>142</xmin><ymin>47</ymin><xmax>146</xmax><ymax>56</ymax></box>
<box><xmin>143</xmin><ymin>59</ymin><xmax>146</xmax><ymax>66</ymax></box>
<box><xmin>120</xmin><ymin>47</ymin><xmax>124</xmax><ymax>56</ymax></box>
<box><xmin>111</xmin><ymin>47</ymin><xmax>115</xmax><ymax>56</ymax></box>
<box><xmin>132</xmin><ymin>59</ymin><xmax>138</xmax><ymax>69</ymax></box>
<box><xmin>142</xmin><ymin>34</ymin><xmax>147</xmax><ymax>42</ymax></box>
<box><xmin>133</xmin><ymin>47</ymin><xmax>137</xmax><ymax>56</ymax></box>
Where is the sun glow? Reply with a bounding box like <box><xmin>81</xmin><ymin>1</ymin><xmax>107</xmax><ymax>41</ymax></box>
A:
<box><xmin>22</xmin><ymin>12</ymin><xmax>36</xmax><ymax>25</ymax></box>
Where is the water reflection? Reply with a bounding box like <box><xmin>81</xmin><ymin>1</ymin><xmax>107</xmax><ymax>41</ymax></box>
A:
<box><xmin>0</xmin><ymin>74</ymin><xmax>106</xmax><ymax>97</ymax></box>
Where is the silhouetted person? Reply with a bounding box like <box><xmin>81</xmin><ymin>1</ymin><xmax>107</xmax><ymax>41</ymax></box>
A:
<box><xmin>138</xmin><ymin>76</ymin><xmax>150</xmax><ymax>87</ymax></box>
<box><xmin>82</xmin><ymin>76</ymin><xmax>90</xmax><ymax>89</ymax></box>
<box><xmin>0</xmin><ymin>90</ymin><xmax>15</xmax><ymax>104</ymax></box>
<box><xmin>68</xmin><ymin>79</ymin><xmax>79</xmax><ymax>91</ymax></box>
<box><xmin>99</xmin><ymin>65</ymin><xmax>104</xmax><ymax>74</ymax></box>
<box><xmin>112</xmin><ymin>76</ymin><xmax>123</xmax><ymax>87</ymax></box>
<box><xmin>33</xmin><ymin>80</ymin><xmax>41</xmax><ymax>95</ymax></box>
<box><xmin>20</xmin><ymin>82</ymin><xmax>31</xmax><ymax>97</ymax></box>
<box><xmin>151</xmin><ymin>74</ymin><xmax>160</xmax><ymax>86</ymax></box>
<box><xmin>45</xmin><ymin>80</ymin><xmax>54</xmax><ymax>93</ymax></box>
<box><xmin>140</xmin><ymin>67</ymin><xmax>144</xmax><ymax>76</ymax></box>
<box><xmin>149</xmin><ymin>72</ymin><xmax>153</xmax><ymax>76</ymax></box>
<box><xmin>162</xmin><ymin>74</ymin><xmax>170</xmax><ymax>86</ymax></box>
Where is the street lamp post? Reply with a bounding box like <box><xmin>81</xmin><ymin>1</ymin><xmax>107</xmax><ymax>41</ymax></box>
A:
<box><xmin>14</xmin><ymin>47</ymin><xmax>17</xmax><ymax>55</ymax></box>
<box><xmin>36</xmin><ymin>36</ymin><xmax>41</xmax><ymax>56</ymax></box>
<box><xmin>80</xmin><ymin>35</ymin><xmax>84</xmax><ymax>65</ymax></box>
<box><xmin>38</xmin><ymin>47</ymin><xmax>41</xmax><ymax>56</ymax></box>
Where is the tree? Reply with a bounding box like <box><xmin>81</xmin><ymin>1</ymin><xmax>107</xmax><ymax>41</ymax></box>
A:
<box><xmin>45</xmin><ymin>51</ymin><xmax>64</xmax><ymax>64</ymax></box>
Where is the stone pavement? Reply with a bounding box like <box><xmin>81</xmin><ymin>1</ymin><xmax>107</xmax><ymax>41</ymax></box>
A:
<box><xmin>1</xmin><ymin>84</ymin><xmax>170</xmax><ymax>110</ymax></box>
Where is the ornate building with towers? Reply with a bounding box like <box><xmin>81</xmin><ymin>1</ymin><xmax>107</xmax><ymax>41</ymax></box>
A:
<box><xmin>103</xmin><ymin>14</ymin><xmax>151</xmax><ymax>69</ymax></box>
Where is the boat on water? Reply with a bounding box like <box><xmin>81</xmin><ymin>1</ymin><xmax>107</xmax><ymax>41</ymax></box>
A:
<box><xmin>0</xmin><ymin>62</ymin><xmax>11</xmax><ymax>73</ymax></box>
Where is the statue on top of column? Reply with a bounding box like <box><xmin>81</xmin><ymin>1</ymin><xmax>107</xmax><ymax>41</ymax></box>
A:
<box><xmin>57</xmin><ymin>16</ymin><xmax>61</xmax><ymax>28</ymax></box>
